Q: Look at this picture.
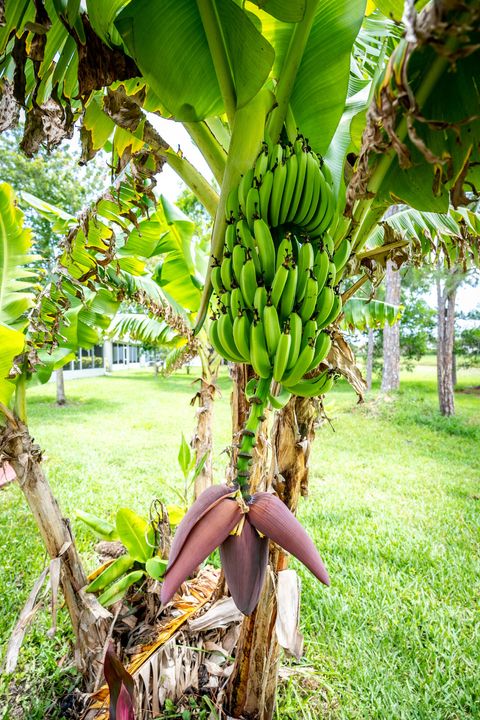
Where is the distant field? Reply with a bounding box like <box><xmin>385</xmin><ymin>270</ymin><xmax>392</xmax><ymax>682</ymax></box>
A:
<box><xmin>0</xmin><ymin>361</ymin><xmax>479</xmax><ymax>719</ymax></box>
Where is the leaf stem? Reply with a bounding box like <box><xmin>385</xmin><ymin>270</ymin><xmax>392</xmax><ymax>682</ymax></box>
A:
<box><xmin>183</xmin><ymin>121</ymin><xmax>227</xmax><ymax>187</ymax></box>
<box><xmin>163</xmin><ymin>150</ymin><xmax>219</xmax><ymax>218</ymax></box>
<box><xmin>14</xmin><ymin>372</ymin><xmax>27</xmax><ymax>423</ymax></box>
<box><xmin>196</xmin><ymin>0</ymin><xmax>236</xmax><ymax>127</ymax></box>
<box><xmin>267</xmin><ymin>0</ymin><xmax>319</xmax><ymax>144</ymax></box>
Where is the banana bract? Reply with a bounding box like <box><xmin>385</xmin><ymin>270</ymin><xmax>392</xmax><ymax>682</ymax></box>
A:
<box><xmin>160</xmin><ymin>485</ymin><xmax>329</xmax><ymax>615</ymax></box>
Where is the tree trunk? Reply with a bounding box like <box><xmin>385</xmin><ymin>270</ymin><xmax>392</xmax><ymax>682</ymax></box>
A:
<box><xmin>452</xmin><ymin>352</ymin><xmax>457</xmax><ymax>388</ymax></box>
<box><xmin>56</xmin><ymin>368</ymin><xmax>66</xmax><ymax>406</ymax></box>
<box><xmin>437</xmin><ymin>273</ymin><xmax>457</xmax><ymax>416</ymax></box>
<box><xmin>226</xmin><ymin>386</ymin><xmax>319</xmax><ymax>720</ymax></box>
<box><xmin>191</xmin><ymin>346</ymin><xmax>219</xmax><ymax>498</ymax></box>
<box><xmin>366</xmin><ymin>328</ymin><xmax>374</xmax><ymax>391</ymax></box>
<box><xmin>381</xmin><ymin>260</ymin><xmax>401</xmax><ymax>392</ymax></box>
<box><xmin>0</xmin><ymin>418</ymin><xmax>110</xmax><ymax>686</ymax></box>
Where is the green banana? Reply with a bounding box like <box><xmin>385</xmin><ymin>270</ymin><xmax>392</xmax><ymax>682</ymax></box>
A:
<box><xmin>258</xmin><ymin>169</ymin><xmax>274</xmax><ymax>220</ymax></box>
<box><xmin>211</xmin><ymin>265</ymin><xmax>224</xmax><ymax>295</ymax></box>
<box><xmin>317</xmin><ymin>293</ymin><xmax>342</xmax><ymax>330</ymax></box>
<box><xmin>280</xmin><ymin>264</ymin><xmax>298</xmax><ymax>321</ymax></box>
<box><xmin>272</xmin><ymin>327</ymin><xmax>291</xmax><ymax>382</ymax></box>
<box><xmin>299</xmin><ymin>274</ymin><xmax>318</xmax><ymax>323</ymax></box>
<box><xmin>305</xmin><ymin>168</ymin><xmax>329</xmax><ymax>232</ymax></box>
<box><xmin>268</xmin><ymin>386</ymin><xmax>292</xmax><ymax>410</ymax></box>
<box><xmin>287</xmin><ymin>144</ymin><xmax>307</xmax><ymax>222</ymax></box>
<box><xmin>333</xmin><ymin>237</ymin><xmax>351</xmax><ymax>273</ymax></box>
<box><xmin>209</xmin><ymin>317</ymin><xmax>238</xmax><ymax>363</ymax></box>
<box><xmin>230</xmin><ymin>287</ymin><xmax>246</xmax><ymax>317</ymax></box>
<box><xmin>269</xmin><ymin>142</ymin><xmax>284</xmax><ymax>171</ymax></box>
<box><xmin>236</xmin><ymin>219</ymin><xmax>261</xmax><ymax>275</ymax></box>
<box><xmin>263</xmin><ymin>303</ymin><xmax>281</xmax><ymax>357</ymax></box>
<box><xmin>296</xmin><ymin>241</ymin><xmax>314</xmax><ymax>301</ymax></box>
<box><xmin>327</xmin><ymin>260</ymin><xmax>337</xmax><ymax>287</ymax></box>
<box><xmin>232</xmin><ymin>243</ymin><xmax>247</xmax><ymax>286</ymax></box>
<box><xmin>294</xmin><ymin>152</ymin><xmax>317</xmax><ymax>225</ymax></box>
<box><xmin>313</xmin><ymin>248</ymin><xmax>330</xmax><ymax>293</ymax></box>
<box><xmin>254</xmin><ymin>145</ymin><xmax>269</xmax><ymax>184</ymax></box>
<box><xmin>238</xmin><ymin>168</ymin><xmax>254</xmax><ymax>218</ymax></box>
<box><xmin>323</xmin><ymin>233</ymin><xmax>335</xmax><ymax>256</ymax></box>
<box><xmin>282</xmin><ymin>339</ymin><xmax>316</xmax><ymax>387</ymax></box>
<box><xmin>250</xmin><ymin>320</ymin><xmax>272</xmax><ymax>378</ymax></box>
<box><xmin>218</xmin><ymin>311</ymin><xmax>244</xmax><ymax>362</ymax></box>
<box><xmin>269</xmin><ymin>157</ymin><xmax>287</xmax><ymax>227</ymax></box>
<box><xmin>225</xmin><ymin>223</ymin><xmax>236</xmax><ymax>254</ymax></box>
<box><xmin>286</xmin><ymin>369</ymin><xmax>334</xmax><ymax>398</ymax></box>
<box><xmin>233</xmin><ymin>313</ymin><xmax>251</xmax><ymax>362</ymax></box>
<box><xmin>245</xmin><ymin>376</ymin><xmax>258</xmax><ymax>401</ymax></box>
<box><xmin>245</xmin><ymin>185</ymin><xmax>260</xmax><ymax>230</ymax></box>
<box><xmin>309</xmin><ymin>331</ymin><xmax>332</xmax><ymax>370</ymax></box>
<box><xmin>300</xmin><ymin>319</ymin><xmax>317</xmax><ymax>352</ymax></box>
<box><xmin>254</xmin><ymin>285</ymin><xmax>268</xmax><ymax>316</ymax></box>
<box><xmin>220</xmin><ymin>254</ymin><xmax>233</xmax><ymax>291</ymax></box>
<box><xmin>225</xmin><ymin>186</ymin><xmax>239</xmax><ymax>224</ymax></box>
<box><xmin>302</xmin><ymin>160</ymin><xmax>322</xmax><ymax>227</ymax></box>
<box><xmin>254</xmin><ymin>218</ymin><xmax>276</xmax><ymax>285</ymax></box>
<box><xmin>286</xmin><ymin>311</ymin><xmax>302</xmax><ymax>370</ymax></box>
<box><xmin>240</xmin><ymin>257</ymin><xmax>257</xmax><ymax>309</ymax></box>
<box><xmin>315</xmin><ymin>285</ymin><xmax>335</xmax><ymax>326</ymax></box>
<box><xmin>275</xmin><ymin>234</ymin><xmax>293</xmax><ymax>272</ymax></box>
<box><xmin>270</xmin><ymin>263</ymin><xmax>289</xmax><ymax>307</ymax></box>
<box><xmin>279</xmin><ymin>152</ymin><xmax>298</xmax><ymax>225</ymax></box>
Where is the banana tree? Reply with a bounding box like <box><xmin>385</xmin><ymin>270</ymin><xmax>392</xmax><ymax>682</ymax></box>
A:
<box><xmin>0</xmin><ymin>182</ymin><xmax>123</xmax><ymax>682</ymax></box>
<box><xmin>1</xmin><ymin>1</ymin><xmax>480</xmax><ymax>717</ymax></box>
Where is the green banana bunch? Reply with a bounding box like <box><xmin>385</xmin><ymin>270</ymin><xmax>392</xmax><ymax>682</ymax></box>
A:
<box><xmin>209</xmin><ymin>131</ymin><xmax>345</xmax><ymax>411</ymax></box>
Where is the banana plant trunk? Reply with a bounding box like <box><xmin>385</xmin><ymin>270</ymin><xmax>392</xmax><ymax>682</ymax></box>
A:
<box><xmin>0</xmin><ymin>416</ymin><xmax>110</xmax><ymax>687</ymax></box>
<box><xmin>192</xmin><ymin>346</ymin><xmax>219</xmax><ymax>498</ymax></box>
<box><xmin>226</xmin><ymin>369</ymin><xmax>318</xmax><ymax>720</ymax></box>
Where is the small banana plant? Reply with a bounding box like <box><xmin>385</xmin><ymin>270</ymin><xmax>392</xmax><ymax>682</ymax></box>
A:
<box><xmin>104</xmin><ymin>643</ymin><xmax>135</xmax><ymax>720</ymax></box>
<box><xmin>78</xmin><ymin>507</ymin><xmax>168</xmax><ymax>607</ymax></box>
<box><xmin>160</xmin><ymin>484</ymin><xmax>330</xmax><ymax>616</ymax></box>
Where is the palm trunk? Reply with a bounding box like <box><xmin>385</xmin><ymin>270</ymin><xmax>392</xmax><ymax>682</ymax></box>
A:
<box><xmin>437</xmin><ymin>273</ymin><xmax>457</xmax><ymax>416</ymax></box>
<box><xmin>192</xmin><ymin>346</ymin><xmax>219</xmax><ymax>498</ymax></box>
<box><xmin>0</xmin><ymin>417</ymin><xmax>110</xmax><ymax>686</ymax></box>
<box><xmin>56</xmin><ymin>368</ymin><xmax>66</xmax><ymax>406</ymax></box>
<box><xmin>366</xmin><ymin>328</ymin><xmax>374</xmax><ymax>391</ymax></box>
<box><xmin>381</xmin><ymin>260</ymin><xmax>401</xmax><ymax>392</ymax></box>
<box><xmin>226</xmin><ymin>387</ymin><xmax>318</xmax><ymax>719</ymax></box>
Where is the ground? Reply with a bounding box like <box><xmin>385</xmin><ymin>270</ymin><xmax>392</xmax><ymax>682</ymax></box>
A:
<box><xmin>0</xmin><ymin>362</ymin><xmax>479</xmax><ymax>719</ymax></box>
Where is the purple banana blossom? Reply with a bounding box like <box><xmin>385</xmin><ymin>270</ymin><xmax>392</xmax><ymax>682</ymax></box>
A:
<box><xmin>161</xmin><ymin>485</ymin><xmax>329</xmax><ymax>615</ymax></box>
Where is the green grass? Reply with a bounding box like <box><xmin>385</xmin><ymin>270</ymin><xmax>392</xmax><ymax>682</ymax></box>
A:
<box><xmin>0</xmin><ymin>364</ymin><xmax>479</xmax><ymax>719</ymax></box>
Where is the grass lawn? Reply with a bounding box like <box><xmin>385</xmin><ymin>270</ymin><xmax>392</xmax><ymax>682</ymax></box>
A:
<box><xmin>0</xmin><ymin>363</ymin><xmax>479</xmax><ymax>719</ymax></box>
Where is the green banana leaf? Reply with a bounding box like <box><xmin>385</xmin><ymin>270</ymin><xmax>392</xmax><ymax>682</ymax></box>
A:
<box><xmin>254</xmin><ymin>0</ymin><xmax>366</xmax><ymax>154</ymax></box>
<box><xmin>108</xmin><ymin>313</ymin><xmax>176</xmax><ymax>346</ymax></box>
<box><xmin>373</xmin><ymin>42</ymin><xmax>480</xmax><ymax>212</ymax></box>
<box><xmin>365</xmin><ymin>206</ymin><xmax>480</xmax><ymax>268</ymax></box>
<box><xmin>341</xmin><ymin>297</ymin><xmax>402</xmax><ymax>331</ymax></box>
<box><xmin>0</xmin><ymin>184</ymin><xmax>36</xmax><ymax>409</ymax></box>
<box><xmin>116</xmin><ymin>0</ymin><xmax>274</xmax><ymax>120</ymax></box>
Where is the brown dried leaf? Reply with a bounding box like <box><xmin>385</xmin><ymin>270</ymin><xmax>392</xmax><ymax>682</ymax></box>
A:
<box><xmin>4</xmin><ymin>568</ymin><xmax>48</xmax><ymax>673</ymax></box>
<box><xmin>327</xmin><ymin>329</ymin><xmax>366</xmax><ymax>401</ymax></box>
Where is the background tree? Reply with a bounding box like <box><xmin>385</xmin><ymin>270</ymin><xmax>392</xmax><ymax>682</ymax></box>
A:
<box><xmin>381</xmin><ymin>259</ymin><xmax>402</xmax><ymax>392</ymax></box>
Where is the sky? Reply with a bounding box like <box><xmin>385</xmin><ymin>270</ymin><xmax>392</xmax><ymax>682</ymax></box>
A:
<box><xmin>149</xmin><ymin>114</ymin><xmax>479</xmax><ymax>317</ymax></box>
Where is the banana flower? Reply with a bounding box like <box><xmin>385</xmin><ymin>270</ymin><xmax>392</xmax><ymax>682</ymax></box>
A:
<box><xmin>161</xmin><ymin>485</ymin><xmax>329</xmax><ymax>615</ymax></box>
